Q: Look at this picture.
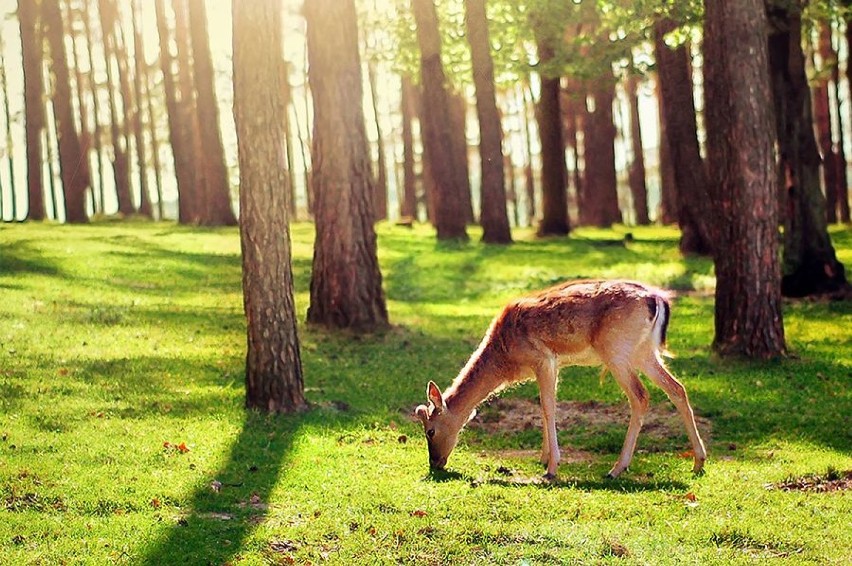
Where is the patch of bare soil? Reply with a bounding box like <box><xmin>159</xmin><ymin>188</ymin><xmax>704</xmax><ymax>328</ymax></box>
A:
<box><xmin>468</xmin><ymin>397</ymin><xmax>712</xmax><ymax>447</ymax></box>
<box><xmin>766</xmin><ymin>469</ymin><xmax>852</xmax><ymax>493</ymax></box>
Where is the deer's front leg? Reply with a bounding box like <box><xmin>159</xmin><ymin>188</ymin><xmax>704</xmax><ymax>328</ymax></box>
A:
<box><xmin>535</xmin><ymin>356</ymin><xmax>560</xmax><ymax>479</ymax></box>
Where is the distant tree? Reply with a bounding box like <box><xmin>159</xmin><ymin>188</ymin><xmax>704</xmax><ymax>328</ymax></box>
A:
<box><xmin>0</xmin><ymin>36</ymin><xmax>15</xmax><ymax>221</ymax></box>
<box><xmin>655</xmin><ymin>81</ymin><xmax>678</xmax><ymax>225</ymax></box>
<box><xmin>654</xmin><ymin>17</ymin><xmax>713</xmax><ymax>254</ymax></box>
<box><xmin>626</xmin><ymin>73</ymin><xmax>650</xmax><ymax>225</ymax></box>
<box><xmin>411</xmin><ymin>0</ymin><xmax>468</xmax><ymax>240</ymax></box>
<box><xmin>399</xmin><ymin>74</ymin><xmax>418</xmax><ymax>219</ymax></box>
<box><xmin>365</xmin><ymin>58</ymin><xmax>389</xmax><ymax>221</ymax></box>
<box><xmin>533</xmin><ymin>36</ymin><xmax>569</xmax><ymax>236</ymax></box>
<box><xmin>188</xmin><ymin>0</ymin><xmax>237</xmax><ymax>226</ymax></box>
<box><xmin>43</xmin><ymin>0</ymin><xmax>90</xmax><ymax>223</ymax></box>
<box><xmin>130</xmin><ymin>0</ymin><xmax>152</xmax><ymax>218</ymax></box>
<box><xmin>766</xmin><ymin>3</ymin><xmax>848</xmax><ymax>297</ymax></box>
<box><xmin>812</xmin><ymin>20</ymin><xmax>837</xmax><ymax>224</ymax></box>
<box><xmin>465</xmin><ymin>0</ymin><xmax>511</xmax><ymax>244</ymax></box>
<box><xmin>581</xmin><ymin>65</ymin><xmax>622</xmax><ymax>227</ymax></box>
<box><xmin>704</xmin><ymin>0</ymin><xmax>785</xmax><ymax>358</ymax></box>
<box><xmin>18</xmin><ymin>0</ymin><xmax>46</xmax><ymax>221</ymax></box>
<box><xmin>304</xmin><ymin>0</ymin><xmax>389</xmax><ymax>331</ymax></box>
<box><xmin>81</xmin><ymin>0</ymin><xmax>106</xmax><ymax>214</ymax></box>
<box><xmin>232</xmin><ymin>0</ymin><xmax>306</xmax><ymax>413</ymax></box>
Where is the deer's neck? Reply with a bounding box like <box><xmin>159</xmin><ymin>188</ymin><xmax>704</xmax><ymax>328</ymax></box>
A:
<box><xmin>443</xmin><ymin>335</ymin><xmax>513</xmax><ymax>421</ymax></box>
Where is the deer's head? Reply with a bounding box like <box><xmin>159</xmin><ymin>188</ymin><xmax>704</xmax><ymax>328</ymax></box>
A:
<box><xmin>414</xmin><ymin>381</ymin><xmax>474</xmax><ymax>470</ymax></box>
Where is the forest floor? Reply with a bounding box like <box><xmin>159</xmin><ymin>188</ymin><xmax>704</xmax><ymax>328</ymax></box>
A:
<box><xmin>0</xmin><ymin>221</ymin><xmax>850</xmax><ymax>565</ymax></box>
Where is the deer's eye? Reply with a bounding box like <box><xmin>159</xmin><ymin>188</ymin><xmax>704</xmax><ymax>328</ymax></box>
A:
<box><xmin>426</xmin><ymin>429</ymin><xmax>436</xmax><ymax>439</ymax></box>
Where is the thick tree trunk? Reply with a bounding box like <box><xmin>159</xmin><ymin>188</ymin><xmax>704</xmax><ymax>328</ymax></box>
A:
<box><xmin>654</xmin><ymin>18</ymin><xmax>713</xmax><ymax>254</ymax></box>
<box><xmin>465</xmin><ymin>0</ymin><xmax>511</xmax><ymax>243</ymax></box>
<box><xmin>582</xmin><ymin>71</ymin><xmax>622</xmax><ymax>227</ymax></box>
<box><xmin>400</xmin><ymin>75</ymin><xmax>418</xmax><ymax>219</ymax></box>
<box><xmin>233</xmin><ymin>0</ymin><xmax>306</xmax><ymax>414</ymax></box>
<box><xmin>767</xmin><ymin>6</ymin><xmax>848</xmax><ymax>297</ymax></box>
<box><xmin>626</xmin><ymin>74</ymin><xmax>650</xmax><ymax>225</ymax></box>
<box><xmin>188</xmin><ymin>0</ymin><xmax>236</xmax><ymax>226</ymax></box>
<box><xmin>704</xmin><ymin>0</ymin><xmax>785</xmax><ymax>358</ymax></box>
<box><xmin>305</xmin><ymin>0</ymin><xmax>389</xmax><ymax>331</ymax></box>
<box><xmin>19</xmin><ymin>0</ymin><xmax>45</xmax><ymax>221</ymax></box>
<box><xmin>535</xmin><ymin>42</ymin><xmax>569</xmax><ymax>236</ymax></box>
<box><xmin>43</xmin><ymin>0</ymin><xmax>90</xmax><ymax>223</ymax></box>
<box><xmin>411</xmin><ymin>0</ymin><xmax>468</xmax><ymax>240</ymax></box>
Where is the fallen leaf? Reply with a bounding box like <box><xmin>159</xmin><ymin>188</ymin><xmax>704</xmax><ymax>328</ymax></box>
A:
<box><xmin>150</xmin><ymin>498</ymin><xmax>161</xmax><ymax>509</ymax></box>
<box><xmin>410</xmin><ymin>509</ymin><xmax>427</xmax><ymax>518</ymax></box>
<box><xmin>58</xmin><ymin>368</ymin><xmax>69</xmax><ymax>376</ymax></box>
<box><xmin>177</xmin><ymin>442</ymin><xmax>190</xmax><ymax>453</ymax></box>
<box><xmin>678</xmin><ymin>450</ymin><xmax>694</xmax><ymax>459</ymax></box>
<box><xmin>684</xmin><ymin>492</ymin><xmax>697</xmax><ymax>502</ymax></box>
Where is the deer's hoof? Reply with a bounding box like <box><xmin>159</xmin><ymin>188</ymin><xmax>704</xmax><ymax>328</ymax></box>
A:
<box><xmin>542</xmin><ymin>472</ymin><xmax>557</xmax><ymax>482</ymax></box>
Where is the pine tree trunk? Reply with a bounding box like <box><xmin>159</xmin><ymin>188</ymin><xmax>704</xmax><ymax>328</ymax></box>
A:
<box><xmin>582</xmin><ymin>71</ymin><xmax>621</xmax><ymax>227</ymax></box>
<box><xmin>411</xmin><ymin>0</ymin><xmax>468</xmax><ymax>240</ymax></box>
<box><xmin>534</xmin><ymin>41</ymin><xmax>569</xmax><ymax>236</ymax></box>
<box><xmin>626</xmin><ymin>74</ymin><xmax>650</xmax><ymax>225</ymax></box>
<box><xmin>704</xmin><ymin>0</ymin><xmax>785</xmax><ymax>358</ymax></box>
<box><xmin>654</xmin><ymin>18</ymin><xmax>713</xmax><ymax>254</ymax></box>
<box><xmin>813</xmin><ymin>21</ymin><xmax>838</xmax><ymax>224</ymax></box>
<box><xmin>465</xmin><ymin>0</ymin><xmax>511</xmax><ymax>243</ymax></box>
<box><xmin>365</xmin><ymin>59</ymin><xmax>388</xmax><ymax>221</ymax></box>
<box><xmin>521</xmin><ymin>82</ymin><xmax>536</xmax><ymax>224</ymax></box>
<box><xmin>130</xmin><ymin>0</ymin><xmax>152</xmax><ymax>218</ymax></box>
<box><xmin>400</xmin><ymin>74</ymin><xmax>418</xmax><ymax>219</ymax></box>
<box><xmin>19</xmin><ymin>0</ymin><xmax>47</xmax><ymax>221</ymax></box>
<box><xmin>233</xmin><ymin>0</ymin><xmax>306</xmax><ymax>414</ymax></box>
<box><xmin>768</xmin><ymin>7</ymin><xmax>848</xmax><ymax>296</ymax></box>
<box><xmin>43</xmin><ymin>0</ymin><xmax>90</xmax><ymax>223</ymax></box>
<box><xmin>0</xmin><ymin>44</ymin><xmax>16</xmax><ymax>221</ymax></box>
<box><xmin>305</xmin><ymin>0</ymin><xmax>389</xmax><ymax>331</ymax></box>
<box><xmin>81</xmin><ymin>0</ymin><xmax>106</xmax><ymax>214</ymax></box>
<box><xmin>656</xmin><ymin>78</ymin><xmax>678</xmax><ymax>225</ymax></box>
<box><xmin>188</xmin><ymin>0</ymin><xmax>236</xmax><ymax>226</ymax></box>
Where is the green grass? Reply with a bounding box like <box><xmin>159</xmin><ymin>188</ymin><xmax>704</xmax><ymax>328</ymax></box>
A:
<box><xmin>0</xmin><ymin>221</ymin><xmax>850</xmax><ymax>565</ymax></box>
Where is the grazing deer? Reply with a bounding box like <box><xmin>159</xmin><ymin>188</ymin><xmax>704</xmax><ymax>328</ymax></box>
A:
<box><xmin>415</xmin><ymin>280</ymin><xmax>706</xmax><ymax>479</ymax></box>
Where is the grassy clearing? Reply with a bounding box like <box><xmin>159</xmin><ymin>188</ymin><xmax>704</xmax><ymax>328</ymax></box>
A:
<box><xmin>0</xmin><ymin>221</ymin><xmax>850</xmax><ymax>565</ymax></box>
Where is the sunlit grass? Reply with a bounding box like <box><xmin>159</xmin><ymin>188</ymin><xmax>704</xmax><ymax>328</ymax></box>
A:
<box><xmin>0</xmin><ymin>221</ymin><xmax>850</xmax><ymax>564</ymax></box>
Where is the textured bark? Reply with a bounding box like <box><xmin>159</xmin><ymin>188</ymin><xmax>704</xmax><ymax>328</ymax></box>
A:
<box><xmin>813</xmin><ymin>21</ymin><xmax>837</xmax><ymax>224</ymax></box>
<box><xmin>582</xmin><ymin>70</ymin><xmax>622</xmax><ymax>227</ymax></box>
<box><xmin>465</xmin><ymin>0</ymin><xmax>511</xmax><ymax>243</ymax></box>
<box><xmin>767</xmin><ymin>6</ymin><xmax>848</xmax><ymax>297</ymax></box>
<box><xmin>654</xmin><ymin>18</ymin><xmax>713</xmax><ymax>254</ymax></box>
<box><xmin>411</xmin><ymin>0</ymin><xmax>468</xmax><ymax>240</ymax></box>
<box><xmin>233</xmin><ymin>0</ymin><xmax>306</xmax><ymax>414</ymax></box>
<box><xmin>535</xmin><ymin>41</ymin><xmax>569</xmax><ymax>236</ymax></box>
<box><xmin>304</xmin><ymin>0</ymin><xmax>389</xmax><ymax>331</ymax></box>
<box><xmin>400</xmin><ymin>75</ymin><xmax>417</xmax><ymax>219</ymax></box>
<box><xmin>626</xmin><ymin>74</ymin><xmax>650</xmax><ymax>225</ymax></box>
<box><xmin>43</xmin><ymin>0</ymin><xmax>90</xmax><ymax>223</ymax></box>
<box><xmin>18</xmin><ymin>0</ymin><xmax>44</xmax><ymax>220</ymax></box>
<box><xmin>704</xmin><ymin>0</ymin><xmax>785</xmax><ymax>358</ymax></box>
<box><xmin>188</xmin><ymin>0</ymin><xmax>236</xmax><ymax>225</ymax></box>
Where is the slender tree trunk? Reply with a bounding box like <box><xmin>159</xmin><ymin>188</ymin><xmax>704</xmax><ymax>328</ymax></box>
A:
<box><xmin>813</xmin><ymin>21</ymin><xmax>837</xmax><ymax>224</ymax></box>
<box><xmin>521</xmin><ymin>82</ymin><xmax>536</xmax><ymax>224</ymax></box>
<box><xmin>535</xmin><ymin>42</ymin><xmax>569</xmax><ymax>236</ymax></box>
<box><xmin>130</xmin><ymin>0</ymin><xmax>152</xmax><ymax>217</ymax></box>
<box><xmin>411</xmin><ymin>0</ymin><xmax>468</xmax><ymax>240</ymax></box>
<box><xmin>280</xmin><ymin>60</ymin><xmax>297</xmax><ymax>219</ymax></box>
<box><xmin>768</xmin><ymin>6</ymin><xmax>848</xmax><ymax>296</ymax></box>
<box><xmin>81</xmin><ymin>0</ymin><xmax>105</xmax><ymax>214</ymax></box>
<box><xmin>365</xmin><ymin>58</ymin><xmax>389</xmax><ymax>221</ymax></box>
<box><xmin>654</xmin><ymin>17</ymin><xmax>713</xmax><ymax>254</ymax></box>
<box><xmin>142</xmin><ymin>53</ymin><xmax>164</xmax><ymax>220</ymax></box>
<box><xmin>44</xmin><ymin>116</ymin><xmax>60</xmax><ymax>219</ymax></box>
<box><xmin>450</xmin><ymin>91</ymin><xmax>474</xmax><ymax>224</ymax></box>
<box><xmin>400</xmin><ymin>74</ymin><xmax>417</xmax><ymax>219</ymax></box>
<box><xmin>582</xmin><ymin>70</ymin><xmax>622</xmax><ymax>227</ymax></box>
<box><xmin>465</xmin><ymin>0</ymin><xmax>511</xmax><ymax>243</ymax></box>
<box><xmin>0</xmin><ymin>40</ymin><xmax>16</xmax><ymax>221</ymax></box>
<box><xmin>626</xmin><ymin>74</ymin><xmax>650</xmax><ymax>225</ymax></box>
<box><xmin>188</xmin><ymin>0</ymin><xmax>236</xmax><ymax>225</ymax></box>
<box><xmin>233</xmin><ymin>0</ymin><xmax>307</xmax><ymax>413</ymax></box>
<box><xmin>305</xmin><ymin>0</ymin><xmax>389</xmax><ymax>331</ymax></box>
<box><xmin>833</xmin><ymin>43</ymin><xmax>850</xmax><ymax>224</ymax></box>
<box><xmin>704</xmin><ymin>0</ymin><xmax>785</xmax><ymax>358</ymax></box>
<box><xmin>656</xmin><ymin>76</ymin><xmax>677</xmax><ymax>225</ymax></box>
<box><xmin>43</xmin><ymin>0</ymin><xmax>90</xmax><ymax>223</ymax></box>
<box><xmin>19</xmin><ymin>0</ymin><xmax>46</xmax><ymax>221</ymax></box>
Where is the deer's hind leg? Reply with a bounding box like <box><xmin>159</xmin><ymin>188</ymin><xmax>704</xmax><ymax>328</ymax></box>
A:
<box><xmin>641</xmin><ymin>355</ymin><xmax>706</xmax><ymax>474</ymax></box>
<box><xmin>607</xmin><ymin>365</ymin><xmax>650</xmax><ymax>478</ymax></box>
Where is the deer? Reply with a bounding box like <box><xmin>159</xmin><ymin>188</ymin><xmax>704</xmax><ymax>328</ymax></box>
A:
<box><xmin>414</xmin><ymin>279</ymin><xmax>706</xmax><ymax>479</ymax></box>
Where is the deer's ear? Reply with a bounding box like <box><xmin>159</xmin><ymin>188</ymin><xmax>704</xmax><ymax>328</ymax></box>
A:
<box><xmin>427</xmin><ymin>381</ymin><xmax>444</xmax><ymax>413</ymax></box>
<box><xmin>415</xmin><ymin>404</ymin><xmax>429</xmax><ymax>425</ymax></box>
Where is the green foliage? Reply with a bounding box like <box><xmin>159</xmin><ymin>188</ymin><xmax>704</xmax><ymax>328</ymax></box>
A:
<box><xmin>0</xmin><ymin>221</ymin><xmax>850</xmax><ymax>564</ymax></box>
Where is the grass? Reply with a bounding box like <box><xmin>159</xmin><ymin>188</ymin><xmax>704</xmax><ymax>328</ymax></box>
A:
<box><xmin>0</xmin><ymin>220</ymin><xmax>850</xmax><ymax>565</ymax></box>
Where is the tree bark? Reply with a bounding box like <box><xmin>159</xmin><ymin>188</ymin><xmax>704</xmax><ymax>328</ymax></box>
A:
<box><xmin>304</xmin><ymin>0</ymin><xmax>389</xmax><ymax>331</ymax></box>
<box><xmin>400</xmin><ymin>74</ymin><xmax>418</xmax><ymax>219</ymax></box>
<box><xmin>233</xmin><ymin>0</ymin><xmax>306</xmax><ymax>414</ymax></box>
<box><xmin>704</xmin><ymin>0</ymin><xmax>785</xmax><ymax>358</ymax></box>
<box><xmin>656</xmin><ymin>75</ymin><xmax>677</xmax><ymax>225</ymax></box>
<box><xmin>582</xmin><ymin>70</ymin><xmax>622</xmax><ymax>227</ymax></box>
<box><xmin>43</xmin><ymin>0</ymin><xmax>90</xmax><ymax>223</ymax></box>
<box><xmin>81</xmin><ymin>0</ymin><xmax>106</xmax><ymax>214</ymax></box>
<box><xmin>365</xmin><ymin>59</ymin><xmax>388</xmax><ymax>221</ymax></box>
<box><xmin>654</xmin><ymin>18</ymin><xmax>713</xmax><ymax>254</ymax></box>
<box><xmin>767</xmin><ymin>5</ymin><xmax>848</xmax><ymax>297</ymax></box>
<box><xmin>813</xmin><ymin>21</ymin><xmax>837</xmax><ymax>224</ymax></box>
<box><xmin>130</xmin><ymin>0</ymin><xmax>152</xmax><ymax>218</ymax></box>
<box><xmin>465</xmin><ymin>0</ymin><xmax>511</xmax><ymax>243</ymax></box>
<box><xmin>188</xmin><ymin>0</ymin><xmax>237</xmax><ymax>225</ymax></box>
<box><xmin>534</xmin><ymin>41</ymin><xmax>569</xmax><ymax>236</ymax></box>
<box><xmin>626</xmin><ymin>74</ymin><xmax>650</xmax><ymax>225</ymax></box>
<box><xmin>19</xmin><ymin>0</ymin><xmax>46</xmax><ymax>221</ymax></box>
<box><xmin>411</xmin><ymin>0</ymin><xmax>468</xmax><ymax>240</ymax></box>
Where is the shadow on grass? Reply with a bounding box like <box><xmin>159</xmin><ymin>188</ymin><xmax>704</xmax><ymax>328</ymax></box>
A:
<box><xmin>425</xmin><ymin>468</ymin><xmax>689</xmax><ymax>492</ymax></box>
<box><xmin>0</xmin><ymin>240</ymin><xmax>63</xmax><ymax>277</ymax></box>
<box><xmin>141</xmin><ymin>409</ymin><xmax>304</xmax><ymax>565</ymax></box>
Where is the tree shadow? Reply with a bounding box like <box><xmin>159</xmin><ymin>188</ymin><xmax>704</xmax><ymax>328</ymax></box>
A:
<box><xmin>423</xmin><ymin>467</ymin><xmax>689</xmax><ymax>492</ymax></box>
